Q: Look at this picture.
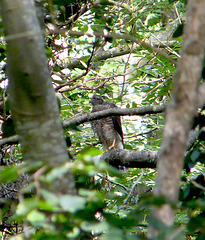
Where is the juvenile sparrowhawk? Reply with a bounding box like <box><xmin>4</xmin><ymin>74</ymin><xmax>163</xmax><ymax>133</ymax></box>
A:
<box><xmin>90</xmin><ymin>95</ymin><xmax>124</xmax><ymax>150</ymax></box>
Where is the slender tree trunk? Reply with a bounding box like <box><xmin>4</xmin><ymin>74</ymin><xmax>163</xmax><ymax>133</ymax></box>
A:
<box><xmin>0</xmin><ymin>0</ymin><xmax>76</xmax><ymax>195</ymax></box>
<box><xmin>148</xmin><ymin>0</ymin><xmax>205</xmax><ymax>237</ymax></box>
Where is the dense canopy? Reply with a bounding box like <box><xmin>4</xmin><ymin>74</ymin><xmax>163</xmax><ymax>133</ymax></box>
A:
<box><xmin>0</xmin><ymin>0</ymin><xmax>205</xmax><ymax>239</ymax></box>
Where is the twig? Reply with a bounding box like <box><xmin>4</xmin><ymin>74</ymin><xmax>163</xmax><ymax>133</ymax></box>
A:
<box><xmin>122</xmin><ymin>169</ymin><xmax>144</xmax><ymax>205</ymax></box>
<box><xmin>0</xmin><ymin>135</ymin><xmax>19</xmax><ymax>147</ymax></box>
<box><xmin>97</xmin><ymin>173</ymin><xmax>129</xmax><ymax>192</ymax></box>
<box><xmin>126</xmin><ymin>127</ymin><xmax>158</xmax><ymax>139</ymax></box>
<box><xmin>191</xmin><ymin>180</ymin><xmax>205</xmax><ymax>192</ymax></box>
<box><xmin>116</xmin><ymin>170</ymin><xmax>144</xmax><ymax>213</ymax></box>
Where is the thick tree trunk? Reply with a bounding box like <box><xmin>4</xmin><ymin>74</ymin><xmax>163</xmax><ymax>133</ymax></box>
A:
<box><xmin>148</xmin><ymin>0</ymin><xmax>205</xmax><ymax>237</ymax></box>
<box><xmin>1</xmin><ymin>0</ymin><xmax>76</xmax><ymax>195</ymax></box>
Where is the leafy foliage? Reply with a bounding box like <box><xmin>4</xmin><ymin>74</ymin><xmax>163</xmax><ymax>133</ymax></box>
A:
<box><xmin>0</xmin><ymin>0</ymin><xmax>204</xmax><ymax>239</ymax></box>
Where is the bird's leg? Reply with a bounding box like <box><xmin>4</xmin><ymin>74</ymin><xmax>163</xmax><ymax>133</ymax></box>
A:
<box><xmin>107</xmin><ymin>139</ymin><xmax>116</xmax><ymax>150</ymax></box>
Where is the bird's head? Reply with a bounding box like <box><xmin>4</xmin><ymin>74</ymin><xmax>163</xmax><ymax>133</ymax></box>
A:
<box><xmin>89</xmin><ymin>95</ymin><xmax>104</xmax><ymax>105</ymax></box>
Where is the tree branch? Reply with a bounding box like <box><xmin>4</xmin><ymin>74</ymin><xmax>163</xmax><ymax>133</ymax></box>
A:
<box><xmin>64</xmin><ymin>46</ymin><xmax>134</xmax><ymax>69</ymax></box>
<box><xmin>0</xmin><ymin>135</ymin><xmax>19</xmax><ymax>147</ymax></box>
<box><xmin>67</xmin><ymin>31</ymin><xmax>176</xmax><ymax>65</ymax></box>
<box><xmin>50</xmin><ymin>30</ymin><xmax>176</xmax><ymax>68</ymax></box>
<box><xmin>63</xmin><ymin>105</ymin><xmax>166</xmax><ymax>128</ymax></box>
<box><xmin>0</xmin><ymin>128</ymin><xmax>200</xmax><ymax>169</ymax></box>
<box><xmin>102</xmin><ymin>149</ymin><xmax>157</xmax><ymax>168</ymax></box>
<box><xmin>0</xmin><ymin>105</ymin><xmax>165</xmax><ymax>147</ymax></box>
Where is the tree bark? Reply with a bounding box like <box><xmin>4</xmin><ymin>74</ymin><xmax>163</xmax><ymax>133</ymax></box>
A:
<box><xmin>102</xmin><ymin>149</ymin><xmax>157</xmax><ymax>168</ymax></box>
<box><xmin>148</xmin><ymin>0</ymin><xmax>205</xmax><ymax>237</ymax></box>
<box><xmin>1</xmin><ymin>0</ymin><xmax>76</xmax><ymax>195</ymax></box>
<box><xmin>63</xmin><ymin>105</ymin><xmax>166</xmax><ymax>127</ymax></box>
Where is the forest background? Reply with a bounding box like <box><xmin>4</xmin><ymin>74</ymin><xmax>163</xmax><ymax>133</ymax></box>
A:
<box><xmin>0</xmin><ymin>0</ymin><xmax>205</xmax><ymax>239</ymax></box>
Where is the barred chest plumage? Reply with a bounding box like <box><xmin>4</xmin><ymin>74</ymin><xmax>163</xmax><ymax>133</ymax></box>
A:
<box><xmin>90</xmin><ymin>95</ymin><xmax>124</xmax><ymax>151</ymax></box>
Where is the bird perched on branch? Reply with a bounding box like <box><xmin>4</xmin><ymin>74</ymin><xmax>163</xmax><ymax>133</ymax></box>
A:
<box><xmin>90</xmin><ymin>95</ymin><xmax>124</xmax><ymax>151</ymax></box>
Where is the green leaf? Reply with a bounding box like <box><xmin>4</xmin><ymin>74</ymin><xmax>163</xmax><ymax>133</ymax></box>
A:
<box><xmin>99</xmin><ymin>0</ymin><xmax>114</xmax><ymax>6</ymax></box>
<box><xmin>41</xmin><ymin>189</ymin><xmax>59</xmax><ymax>207</ymax></box>
<box><xmin>27</xmin><ymin>210</ymin><xmax>46</xmax><ymax>226</ymax></box>
<box><xmin>100</xmin><ymin>227</ymin><xmax>125</xmax><ymax>240</ymax></box>
<box><xmin>59</xmin><ymin>195</ymin><xmax>86</xmax><ymax>212</ymax></box>
<box><xmin>81</xmin><ymin>221</ymin><xmax>108</xmax><ymax>232</ymax></box>
<box><xmin>53</xmin><ymin>0</ymin><xmax>76</xmax><ymax>6</ymax></box>
<box><xmin>145</xmin><ymin>14</ymin><xmax>160</xmax><ymax>26</ymax></box>
<box><xmin>45</xmin><ymin>165</ymin><xmax>69</xmax><ymax>183</ymax></box>
<box><xmin>77</xmin><ymin>147</ymin><xmax>102</xmax><ymax>161</ymax></box>
<box><xmin>16</xmin><ymin>198</ymin><xmax>39</xmax><ymax>216</ymax></box>
<box><xmin>45</xmin><ymin>46</ymin><xmax>53</xmax><ymax>58</ymax></box>
<box><xmin>0</xmin><ymin>165</ymin><xmax>19</xmax><ymax>183</ymax></box>
<box><xmin>191</xmin><ymin>150</ymin><xmax>200</xmax><ymax>162</ymax></box>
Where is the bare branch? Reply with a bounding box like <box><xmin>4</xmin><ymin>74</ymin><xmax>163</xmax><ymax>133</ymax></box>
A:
<box><xmin>47</xmin><ymin>30</ymin><xmax>176</xmax><ymax>67</ymax></box>
<box><xmin>191</xmin><ymin>180</ymin><xmax>205</xmax><ymax>192</ymax></box>
<box><xmin>67</xmin><ymin>30</ymin><xmax>176</xmax><ymax>65</ymax></box>
<box><xmin>63</xmin><ymin>105</ymin><xmax>166</xmax><ymax>128</ymax></box>
<box><xmin>122</xmin><ymin>170</ymin><xmax>144</xmax><ymax>205</ymax></box>
<box><xmin>62</xmin><ymin>45</ymin><xmax>136</xmax><ymax>69</ymax></box>
<box><xmin>101</xmin><ymin>149</ymin><xmax>157</xmax><ymax>168</ymax></box>
<box><xmin>0</xmin><ymin>105</ymin><xmax>165</xmax><ymax>148</ymax></box>
<box><xmin>97</xmin><ymin>173</ymin><xmax>129</xmax><ymax>192</ymax></box>
<box><xmin>0</xmin><ymin>135</ymin><xmax>19</xmax><ymax>147</ymax></box>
